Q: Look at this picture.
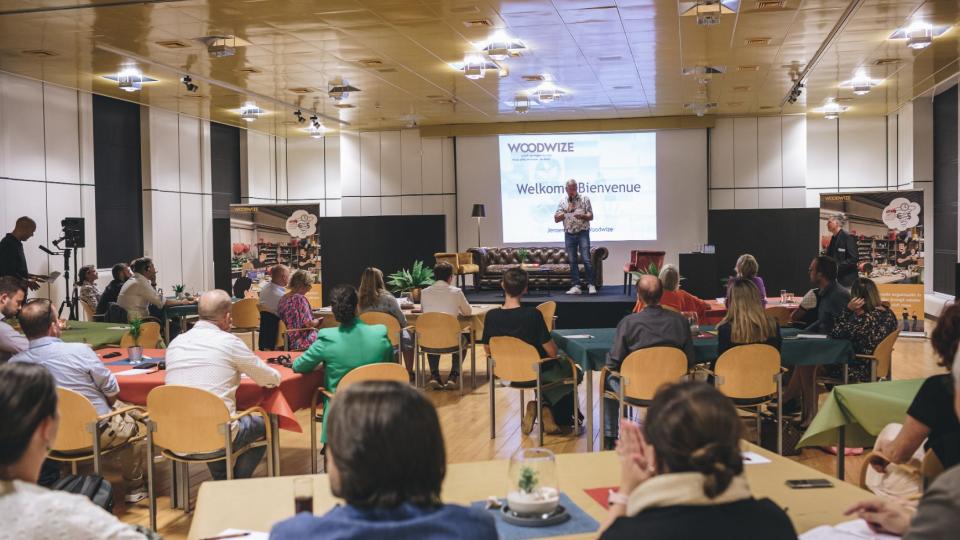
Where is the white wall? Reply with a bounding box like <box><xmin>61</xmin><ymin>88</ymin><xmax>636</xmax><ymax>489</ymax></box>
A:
<box><xmin>454</xmin><ymin>131</ymin><xmax>710</xmax><ymax>280</ymax></box>
<box><xmin>0</xmin><ymin>73</ymin><xmax>97</xmax><ymax>310</ymax></box>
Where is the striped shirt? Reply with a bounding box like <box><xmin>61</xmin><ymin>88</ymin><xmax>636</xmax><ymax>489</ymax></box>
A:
<box><xmin>11</xmin><ymin>336</ymin><xmax>118</xmax><ymax>415</ymax></box>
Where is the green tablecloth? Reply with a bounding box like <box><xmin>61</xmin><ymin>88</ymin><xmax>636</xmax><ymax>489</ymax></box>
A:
<box><xmin>797</xmin><ymin>379</ymin><xmax>924</xmax><ymax>449</ymax></box>
<box><xmin>60</xmin><ymin>321</ymin><xmax>129</xmax><ymax>349</ymax></box>
<box><xmin>552</xmin><ymin>326</ymin><xmax>854</xmax><ymax>371</ymax></box>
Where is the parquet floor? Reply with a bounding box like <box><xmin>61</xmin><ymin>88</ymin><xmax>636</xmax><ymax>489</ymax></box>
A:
<box><xmin>89</xmin><ymin>322</ymin><xmax>945</xmax><ymax>539</ymax></box>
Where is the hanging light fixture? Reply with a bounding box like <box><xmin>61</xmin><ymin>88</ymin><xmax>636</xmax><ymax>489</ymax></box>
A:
<box><xmin>240</xmin><ymin>101</ymin><xmax>262</xmax><ymax>122</ymax></box>
<box><xmin>533</xmin><ymin>81</ymin><xmax>564</xmax><ymax>103</ymax></box>
<box><xmin>843</xmin><ymin>68</ymin><xmax>879</xmax><ymax>95</ymax></box>
<box><xmin>819</xmin><ymin>98</ymin><xmax>847</xmax><ymax>120</ymax></box>
<box><xmin>482</xmin><ymin>30</ymin><xmax>526</xmax><ymax>60</ymax></box>
<box><xmin>905</xmin><ymin>21</ymin><xmax>934</xmax><ymax>49</ymax></box>
<box><xmin>116</xmin><ymin>67</ymin><xmax>143</xmax><ymax>92</ymax></box>
<box><xmin>514</xmin><ymin>93</ymin><xmax>530</xmax><ymax>114</ymax></box>
<box><xmin>463</xmin><ymin>54</ymin><xmax>486</xmax><ymax>80</ymax></box>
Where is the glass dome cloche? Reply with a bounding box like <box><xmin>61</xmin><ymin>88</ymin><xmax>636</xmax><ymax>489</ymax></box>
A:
<box><xmin>506</xmin><ymin>447</ymin><xmax>559</xmax><ymax>515</ymax></box>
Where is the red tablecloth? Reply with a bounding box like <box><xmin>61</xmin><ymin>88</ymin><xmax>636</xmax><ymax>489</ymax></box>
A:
<box><xmin>703</xmin><ymin>298</ymin><xmax>798</xmax><ymax>325</ymax></box>
<box><xmin>99</xmin><ymin>348</ymin><xmax>324</xmax><ymax>433</ymax></box>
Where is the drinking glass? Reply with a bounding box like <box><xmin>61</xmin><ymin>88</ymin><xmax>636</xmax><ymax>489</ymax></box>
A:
<box><xmin>682</xmin><ymin>311</ymin><xmax>700</xmax><ymax>336</ymax></box>
<box><xmin>780</xmin><ymin>289</ymin><xmax>788</xmax><ymax>304</ymax></box>
<box><xmin>293</xmin><ymin>477</ymin><xmax>313</xmax><ymax>515</ymax></box>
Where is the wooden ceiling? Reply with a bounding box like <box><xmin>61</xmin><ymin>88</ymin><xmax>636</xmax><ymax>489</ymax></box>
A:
<box><xmin>0</xmin><ymin>0</ymin><xmax>957</xmax><ymax>136</ymax></box>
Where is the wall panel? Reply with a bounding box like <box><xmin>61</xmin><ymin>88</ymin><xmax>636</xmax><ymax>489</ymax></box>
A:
<box><xmin>380</xmin><ymin>131</ymin><xmax>401</xmax><ymax>196</ymax></box>
<box><xmin>360</xmin><ymin>131</ymin><xmax>381</xmax><ymax>196</ymax></box>
<box><xmin>757</xmin><ymin>117</ymin><xmax>782</xmax><ymax>188</ymax></box>
<box><xmin>733</xmin><ymin>118</ymin><xmax>758</xmax><ymax>188</ymax></box>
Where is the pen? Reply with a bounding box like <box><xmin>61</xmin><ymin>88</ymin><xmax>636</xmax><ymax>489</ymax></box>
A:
<box><xmin>199</xmin><ymin>533</ymin><xmax>251</xmax><ymax>540</ymax></box>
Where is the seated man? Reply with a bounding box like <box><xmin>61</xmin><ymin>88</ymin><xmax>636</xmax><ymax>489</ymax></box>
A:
<box><xmin>117</xmin><ymin>257</ymin><xmax>191</xmax><ymax>321</ymax></box>
<box><xmin>482</xmin><ymin>268</ymin><xmax>581</xmax><ymax>434</ymax></box>
<box><xmin>420</xmin><ymin>262</ymin><xmax>472</xmax><ymax>390</ymax></box>
<box><xmin>258</xmin><ymin>264</ymin><xmax>289</xmax><ymax>351</ymax></box>
<box><xmin>604</xmin><ymin>275</ymin><xmax>694</xmax><ymax>449</ymax></box>
<box><xmin>10</xmin><ymin>298</ymin><xmax>147</xmax><ymax>502</ymax></box>
<box><xmin>95</xmin><ymin>263</ymin><xmax>131</xmax><ymax>319</ymax></box>
<box><xmin>0</xmin><ymin>276</ymin><xmax>28</xmax><ymax>362</ymax></box>
<box><xmin>632</xmin><ymin>264</ymin><xmax>709</xmax><ymax>318</ymax></box>
<box><xmin>164</xmin><ymin>290</ymin><xmax>281</xmax><ymax>480</ymax></box>
<box><xmin>269</xmin><ymin>381</ymin><xmax>496</xmax><ymax>539</ymax></box>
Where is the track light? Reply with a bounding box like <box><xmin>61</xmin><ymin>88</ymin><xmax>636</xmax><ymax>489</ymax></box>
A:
<box><xmin>294</xmin><ymin>110</ymin><xmax>305</xmax><ymax>123</ymax></box>
<box><xmin>307</xmin><ymin>115</ymin><xmax>325</xmax><ymax>138</ymax></box>
<box><xmin>240</xmin><ymin>101</ymin><xmax>261</xmax><ymax>122</ymax></box>
<box><xmin>181</xmin><ymin>75</ymin><xmax>198</xmax><ymax>93</ymax></box>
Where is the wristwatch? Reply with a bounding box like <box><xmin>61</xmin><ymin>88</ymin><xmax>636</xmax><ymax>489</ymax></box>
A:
<box><xmin>607</xmin><ymin>490</ymin><xmax>629</xmax><ymax>507</ymax></box>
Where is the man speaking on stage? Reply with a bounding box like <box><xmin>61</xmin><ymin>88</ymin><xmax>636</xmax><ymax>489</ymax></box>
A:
<box><xmin>554</xmin><ymin>179</ymin><xmax>597</xmax><ymax>295</ymax></box>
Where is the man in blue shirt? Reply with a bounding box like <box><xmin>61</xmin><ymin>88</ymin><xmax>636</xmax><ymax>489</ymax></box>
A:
<box><xmin>11</xmin><ymin>298</ymin><xmax>147</xmax><ymax>503</ymax></box>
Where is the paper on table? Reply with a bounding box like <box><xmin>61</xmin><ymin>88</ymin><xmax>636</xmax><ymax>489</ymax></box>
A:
<box><xmin>796</xmin><ymin>334</ymin><xmax>829</xmax><ymax>340</ymax></box>
<box><xmin>204</xmin><ymin>529</ymin><xmax>269</xmax><ymax>540</ymax></box>
<box><xmin>799</xmin><ymin>519</ymin><xmax>900</xmax><ymax>539</ymax></box>
<box><xmin>563</xmin><ymin>334</ymin><xmax>594</xmax><ymax>339</ymax></box>
<box><xmin>741</xmin><ymin>451</ymin><xmax>771</xmax><ymax>464</ymax></box>
<box><xmin>107</xmin><ymin>326</ymin><xmax>130</xmax><ymax>330</ymax></box>
<box><xmin>115</xmin><ymin>368</ymin><xmax>154</xmax><ymax>376</ymax></box>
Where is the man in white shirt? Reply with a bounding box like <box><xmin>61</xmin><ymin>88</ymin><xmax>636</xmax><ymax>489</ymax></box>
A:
<box><xmin>165</xmin><ymin>289</ymin><xmax>281</xmax><ymax>479</ymax></box>
<box><xmin>420</xmin><ymin>262</ymin><xmax>471</xmax><ymax>390</ymax></box>
<box><xmin>0</xmin><ymin>276</ymin><xmax>28</xmax><ymax>362</ymax></box>
<box><xmin>257</xmin><ymin>264</ymin><xmax>289</xmax><ymax>350</ymax></box>
<box><xmin>116</xmin><ymin>257</ymin><xmax>191</xmax><ymax>320</ymax></box>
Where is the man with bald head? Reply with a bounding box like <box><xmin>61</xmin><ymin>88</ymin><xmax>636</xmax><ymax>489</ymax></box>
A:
<box><xmin>165</xmin><ymin>289</ymin><xmax>281</xmax><ymax>480</ymax></box>
<box><xmin>0</xmin><ymin>216</ymin><xmax>40</xmax><ymax>290</ymax></box>
<box><xmin>602</xmin><ymin>274</ymin><xmax>695</xmax><ymax>449</ymax></box>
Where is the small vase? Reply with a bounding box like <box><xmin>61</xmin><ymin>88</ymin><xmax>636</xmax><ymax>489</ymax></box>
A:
<box><xmin>410</xmin><ymin>288</ymin><xmax>422</xmax><ymax>303</ymax></box>
<box><xmin>128</xmin><ymin>345</ymin><xmax>143</xmax><ymax>364</ymax></box>
<box><xmin>176</xmin><ymin>292</ymin><xmax>185</xmax><ymax>300</ymax></box>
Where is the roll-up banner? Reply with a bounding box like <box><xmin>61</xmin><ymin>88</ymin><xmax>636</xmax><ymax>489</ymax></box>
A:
<box><xmin>820</xmin><ymin>191</ymin><xmax>925</xmax><ymax>337</ymax></box>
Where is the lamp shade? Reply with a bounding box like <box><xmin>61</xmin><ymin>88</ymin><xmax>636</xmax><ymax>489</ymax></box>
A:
<box><xmin>471</xmin><ymin>203</ymin><xmax>486</xmax><ymax>218</ymax></box>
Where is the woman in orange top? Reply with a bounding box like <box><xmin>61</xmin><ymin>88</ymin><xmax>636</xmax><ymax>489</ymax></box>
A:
<box><xmin>632</xmin><ymin>265</ymin><xmax>709</xmax><ymax>318</ymax></box>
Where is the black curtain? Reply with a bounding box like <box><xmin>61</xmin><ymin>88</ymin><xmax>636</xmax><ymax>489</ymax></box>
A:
<box><xmin>933</xmin><ymin>85</ymin><xmax>958</xmax><ymax>296</ymax></box>
<box><xmin>210</xmin><ymin>122</ymin><xmax>241</xmax><ymax>291</ymax></box>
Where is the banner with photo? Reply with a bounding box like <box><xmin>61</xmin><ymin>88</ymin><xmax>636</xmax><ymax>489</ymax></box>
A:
<box><xmin>819</xmin><ymin>190</ymin><xmax>924</xmax><ymax>336</ymax></box>
<box><xmin>229</xmin><ymin>203</ymin><xmax>322</xmax><ymax>302</ymax></box>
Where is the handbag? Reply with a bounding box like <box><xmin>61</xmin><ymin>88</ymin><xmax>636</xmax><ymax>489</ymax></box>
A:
<box><xmin>759</xmin><ymin>415</ymin><xmax>804</xmax><ymax>457</ymax></box>
<box><xmin>51</xmin><ymin>474</ymin><xmax>114</xmax><ymax>513</ymax></box>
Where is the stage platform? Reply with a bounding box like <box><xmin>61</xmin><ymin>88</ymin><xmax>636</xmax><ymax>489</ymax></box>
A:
<box><xmin>464</xmin><ymin>285</ymin><xmax>635</xmax><ymax>329</ymax></box>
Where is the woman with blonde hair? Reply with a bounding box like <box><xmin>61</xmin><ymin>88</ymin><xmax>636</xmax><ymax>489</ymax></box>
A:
<box><xmin>717</xmin><ymin>278</ymin><xmax>781</xmax><ymax>357</ymax></box>
<box><xmin>725</xmin><ymin>254</ymin><xmax>767</xmax><ymax>307</ymax></box>
<box><xmin>358</xmin><ymin>267</ymin><xmax>414</xmax><ymax>376</ymax></box>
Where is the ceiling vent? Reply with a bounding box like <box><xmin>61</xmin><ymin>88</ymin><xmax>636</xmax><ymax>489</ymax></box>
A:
<box><xmin>744</xmin><ymin>37</ymin><xmax>772</xmax><ymax>46</ymax></box>
<box><xmin>20</xmin><ymin>49</ymin><xmax>57</xmax><ymax>57</ymax></box>
<box><xmin>521</xmin><ymin>74</ymin><xmax>546</xmax><ymax>82</ymax></box>
<box><xmin>334</xmin><ymin>103</ymin><xmax>355</xmax><ymax>109</ymax></box>
<box><xmin>873</xmin><ymin>58</ymin><xmax>901</xmax><ymax>66</ymax></box>
<box><xmin>288</xmin><ymin>87</ymin><xmax>316</xmax><ymax>94</ymax></box>
<box><xmin>726</xmin><ymin>101</ymin><xmax>744</xmax><ymax>106</ymax></box>
<box><xmin>597</xmin><ymin>55</ymin><xmax>623</xmax><ymax>62</ymax></box>
<box><xmin>754</xmin><ymin>1</ymin><xmax>786</xmax><ymax>9</ymax></box>
<box><xmin>737</xmin><ymin>65</ymin><xmax>760</xmax><ymax>71</ymax></box>
<box><xmin>235</xmin><ymin>67</ymin><xmax>262</xmax><ymax>74</ymax></box>
<box><xmin>449</xmin><ymin>5</ymin><xmax>480</xmax><ymax>13</ymax></box>
<box><xmin>357</xmin><ymin>58</ymin><xmax>384</xmax><ymax>67</ymax></box>
<box><xmin>732</xmin><ymin>85</ymin><xmax>752</xmax><ymax>91</ymax></box>
<box><xmin>611</xmin><ymin>85</ymin><xmax>633</xmax><ymax>90</ymax></box>
<box><xmin>682</xmin><ymin>65</ymin><xmax>726</xmax><ymax>76</ymax></box>
<box><xmin>376</xmin><ymin>67</ymin><xmax>398</xmax><ymax>73</ymax></box>
<box><xmin>156</xmin><ymin>40</ymin><xmax>190</xmax><ymax>49</ymax></box>
<box><xmin>462</xmin><ymin>19</ymin><xmax>493</xmax><ymax>27</ymax></box>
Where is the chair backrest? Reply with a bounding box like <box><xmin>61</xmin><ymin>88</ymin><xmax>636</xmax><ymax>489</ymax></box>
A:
<box><xmin>231</xmin><ymin>298</ymin><xmax>261</xmax><ymax>328</ymax></box>
<box><xmin>147</xmin><ymin>386</ymin><xmax>232</xmax><ymax>454</ymax></box>
<box><xmin>714</xmin><ymin>344</ymin><xmax>780</xmax><ymax>400</ymax></box>
<box><xmin>434</xmin><ymin>252</ymin><xmax>460</xmax><ymax>271</ymax></box>
<box><xmin>536</xmin><ymin>301</ymin><xmax>557</xmax><ymax>332</ymax></box>
<box><xmin>106</xmin><ymin>302</ymin><xmax>128</xmax><ymax>324</ymax></box>
<box><xmin>457</xmin><ymin>252</ymin><xmax>473</xmax><ymax>266</ymax></box>
<box><xmin>872</xmin><ymin>329</ymin><xmax>900</xmax><ymax>380</ymax></box>
<box><xmin>619</xmin><ymin>347</ymin><xmax>688</xmax><ymax>402</ymax></box>
<box><xmin>52</xmin><ymin>387</ymin><xmax>100</xmax><ymax>452</ymax></box>
<box><xmin>415</xmin><ymin>312</ymin><xmax>462</xmax><ymax>349</ymax></box>
<box><xmin>120</xmin><ymin>321</ymin><xmax>162</xmax><ymax>348</ymax></box>
<box><xmin>765</xmin><ymin>306</ymin><xmax>794</xmax><ymax>325</ymax></box>
<box><xmin>81</xmin><ymin>300</ymin><xmax>96</xmax><ymax>322</ymax></box>
<box><xmin>359</xmin><ymin>311</ymin><xmax>402</xmax><ymax>347</ymax></box>
<box><xmin>489</xmin><ymin>336</ymin><xmax>541</xmax><ymax>383</ymax></box>
<box><xmin>276</xmin><ymin>319</ymin><xmax>287</xmax><ymax>349</ymax></box>
<box><xmin>338</xmin><ymin>362</ymin><xmax>410</xmax><ymax>390</ymax></box>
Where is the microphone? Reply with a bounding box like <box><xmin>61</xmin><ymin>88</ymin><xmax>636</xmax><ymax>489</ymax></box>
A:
<box><xmin>52</xmin><ymin>236</ymin><xmax>65</xmax><ymax>247</ymax></box>
<box><xmin>39</xmin><ymin>245</ymin><xmax>55</xmax><ymax>255</ymax></box>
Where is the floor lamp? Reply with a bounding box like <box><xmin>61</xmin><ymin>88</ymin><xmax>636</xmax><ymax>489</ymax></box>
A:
<box><xmin>471</xmin><ymin>203</ymin><xmax>486</xmax><ymax>247</ymax></box>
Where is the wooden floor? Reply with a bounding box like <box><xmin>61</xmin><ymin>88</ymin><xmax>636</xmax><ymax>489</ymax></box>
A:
<box><xmin>88</xmin><ymin>322</ymin><xmax>946</xmax><ymax>539</ymax></box>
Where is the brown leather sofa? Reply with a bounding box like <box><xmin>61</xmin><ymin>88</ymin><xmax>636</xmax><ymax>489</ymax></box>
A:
<box><xmin>467</xmin><ymin>246</ymin><xmax>609</xmax><ymax>289</ymax></box>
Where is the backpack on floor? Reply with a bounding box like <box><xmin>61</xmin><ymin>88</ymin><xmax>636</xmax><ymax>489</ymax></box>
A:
<box><xmin>51</xmin><ymin>474</ymin><xmax>114</xmax><ymax>513</ymax></box>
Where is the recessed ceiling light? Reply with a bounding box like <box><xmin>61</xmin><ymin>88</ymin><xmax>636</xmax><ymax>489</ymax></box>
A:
<box><xmin>451</xmin><ymin>54</ymin><xmax>502</xmax><ymax>80</ymax></box>
<box><xmin>480</xmin><ymin>30</ymin><xmax>526</xmax><ymax>60</ymax></box>
<box><xmin>240</xmin><ymin>101</ymin><xmax>262</xmax><ymax>122</ymax></box>
<box><xmin>102</xmin><ymin>68</ymin><xmax>157</xmax><ymax>92</ymax></box>
<box><xmin>815</xmin><ymin>98</ymin><xmax>847</xmax><ymax>120</ymax></box>
<box><xmin>532</xmin><ymin>81</ymin><xmax>564</xmax><ymax>103</ymax></box>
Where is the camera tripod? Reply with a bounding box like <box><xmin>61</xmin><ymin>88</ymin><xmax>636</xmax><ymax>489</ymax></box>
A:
<box><xmin>50</xmin><ymin>244</ymin><xmax>80</xmax><ymax>321</ymax></box>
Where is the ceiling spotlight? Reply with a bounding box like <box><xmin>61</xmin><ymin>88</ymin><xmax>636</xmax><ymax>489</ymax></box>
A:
<box><xmin>842</xmin><ymin>68</ymin><xmax>878</xmax><ymax>95</ymax></box>
<box><xmin>514</xmin><ymin>93</ymin><xmax>531</xmax><ymax>114</ymax></box>
<box><xmin>240</xmin><ymin>102</ymin><xmax>261</xmax><ymax>122</ymax></box>
<box><xmin>294</xmin><ymin>110</ymin><xmax>305</xmax><ymax>123</ymax></box>
<box><xmin>116</xmin><ymin>67</ymin><xmax>143</xmax><ymax>92</ymax></box>
<box><xmin>533</xmin><ymin>81</ymin><xmax>564</xmax><ymax>103</ymax></box>
<box><xmin>787</xmin><ymin>83</ymin><xmax>804</xmax><ymax>104</ymax></box>
<box><xmin>306</xmin><ymin>119</ymin><xmax>325</xmax><ymax>138</ymax></box>
<box><xmin>481</xmin><ymin>30</ymin><xmax>526</xmax><ymax>60</ymax></box>
<box><xmin>817</xmin><ymin>98</ymin><xmax>847</xmax><ymax>120</ymax></box>
<box><xmin>207</xmin><ymin>36</ymin><xmax>236</xmax><ymax>58</ymax></box>
<box><xmin>181</xmin><ymin>75</ymin><xmax>198</xmax><ymax>93</ymax></box>
<box><xmin>327</xmin><ymin>78</ymin><xmax>360</xmax><ymax>101</ymax></box>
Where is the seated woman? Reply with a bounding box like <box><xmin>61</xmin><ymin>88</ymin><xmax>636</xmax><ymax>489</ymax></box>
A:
<box><xmin>0</xmin><ymin>362</ymin><xmax>156</xmax><ymax>539</ymax></box>
<box><xmin>632</xmin><ymin>265</ymin><xmax>709</xmax><ymax>318</ymax></box>
<box><xmin>864</xmin><ymin>303</ymin><xmax>960</xmax><ymax>499</ymax></box>
<box><xmin>270</xmin><ymin>381</ymin><xmax>497</xmax><ymax>539</ymax></box>
<box><xmin>823</xmin><ymin>277</ymin><xmax>898</xmax><ymax>383</ymax></box>
<box><xmin>358</xmin><ymin>267</ymin><xmax>414</xmax><ymax>377</ymax></box>
<box><xmin>725</xmin><ymin>254</ymin><xmax>767</xmax><ymax>307</ymax></box>
<box><xmin>77</xmin><ymin>264</ymin><xmax>100</xmax><ymax>313</ymax></box>
<box><xmin>482</xmin><ymin>268</ymin><xmax>582</xmax><ymax>434</ymax></box>
<box><xmin>292</xmin><ymin>284</ymin><xmax>394</xmax><ymax>446</ymax></box>
<box><xmin>716</xmin><ymin>278</ymin><xmax>781</xmax><ymax>358</ymax></box>
<box><xmin>598</xmin><ymin>381</ymin><xmax>796</xmax><ymax>540</ymax></box>
<box><xmin>278</xmin><ymin>270</ymin><xmax>323</xmax><ymax>350</ymax></box>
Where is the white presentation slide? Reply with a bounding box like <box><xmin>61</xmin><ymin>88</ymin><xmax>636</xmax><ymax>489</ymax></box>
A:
<box><xmin>498</xmin><ymin>132</ymin><xmax>657</xmax><ymax>243</ymax></box>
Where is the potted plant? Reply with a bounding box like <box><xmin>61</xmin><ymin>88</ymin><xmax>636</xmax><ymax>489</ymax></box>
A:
<box><xmin>127</xmin><ymin>318</ymin><xmax>144</xmax><ymax>364</ymax></box>
<box><xmin>172</xmin><ymin>283</ymin><xmax>186</xmax><ymax>300</ymax></box>
<box><xmin>517</xmin><ymin>248</ymin><xmax>530</xmax><ymax>267</ymax></box>
<box><xmin>387</xmin><ymin>260</ymin><xmax>435</xmax><ymax>303</ymax></box>
<box><xmin>506</xmin><ymin>448</ymin><xmax>559</xmax><ymax>515</ymax></box>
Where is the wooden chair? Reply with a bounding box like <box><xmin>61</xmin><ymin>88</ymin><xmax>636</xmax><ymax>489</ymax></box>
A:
<box><xmin>536</xmin><ymin>301</ymin><xmax>557</xmax><ymax>331</ymax></box>
<box><xmin>278</xmin><ymin>319</ymin><xmax>317</xmax><ymax>351</ymax></box>
<box><xmin>230</xmin><ymin>298</ymin><xmax>261</xmax><ymax>349</ymax></box>
<box><xmin>414</xmin><ymin>312</ymin><xmax>472</xmax><ymax>393</ymax></box>
<box><xmin>144</xmin><ymin>386</ymin><xmax>273</xmax><ymax>530</ymax></box>
<box><xmin>765</xmin><ymin>306</ymin><xmax>795</xmax><ymax>326</ymax></box>
<box><xmin>859</xmin><ymin>449</ymin><xmax>944</xmax><ymax>495</ymax></box>
<box><xmin>309</xmin><ymin>362</ymin><xmax>409</xmax><ymax>473</ymax></box>
<box><xmin>699</xmin><ymin>344</ymin><xmax>785</xmax><ymax>454</ymax></box>
<box><xmin>859</xmin><ymin>329</ymin><xmax>899</xmax><ymax>382</ymax></box>
<box><xmin>119</xmin><ymin>321</ymin><xmax>163</xmax><ymax>348</ymax></box>
<box><xmin>359</xmin><ymin>311</ymin><xmax>407</xmax><ymax>362</ymax></box>
<box><xmin>80</xmin><ymin>300</ymin><xmax>97</xmax><ymax>322</ymax></box>
<box><xmin>48</xmin><ymin>388</ymin><xmax>147</xmax><ymax>475</ymax></box>
<box><xmin>488</xmin><ymin>336</ymin><xmax>580</xmax><ymax>446</ymax></box>
<box><xmin>600</xmin><ymin>347</ymin><xmax>688</xmax><ymax>425</ymax></box>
